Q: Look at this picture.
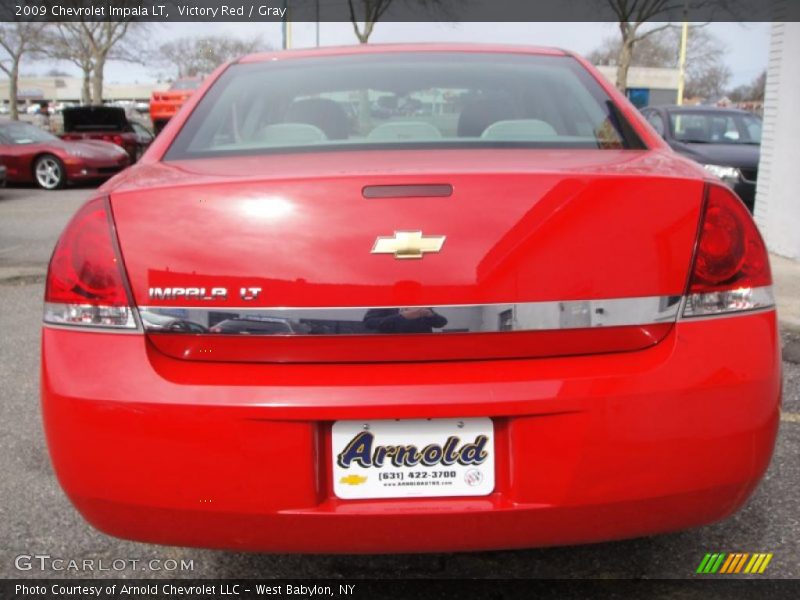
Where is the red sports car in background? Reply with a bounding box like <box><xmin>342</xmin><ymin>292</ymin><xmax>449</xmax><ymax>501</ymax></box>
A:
<box><xmin>0</xmin><ymin>120</ymin><xmax>129</xmax><ymax>190</ymax></box>
<box><xmin>149</xmin><ymin>76</ymin><xmax>202</xmax><ymax>134</ymax></box>
<box><xmin>42</xmin><ymin>44</ymin><xmax>780</xmax><ymax>553</ymax></box>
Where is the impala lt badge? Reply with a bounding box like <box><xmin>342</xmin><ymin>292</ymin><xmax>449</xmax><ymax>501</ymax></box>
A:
<box><xmin>148</xmin><ymin>287</ymin><xmax>262</xmax><ymax>301</ymax></box>
<box><xmin>371</xmin><ymin>231</ymin><xmax>446</xmax><ymax>259</ymax></box>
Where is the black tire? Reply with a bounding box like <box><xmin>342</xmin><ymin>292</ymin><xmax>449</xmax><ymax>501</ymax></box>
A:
<box><xmin>34</xmin><ymin>154</ymin><xmax>66</xmax><ymax>190</ymax></box>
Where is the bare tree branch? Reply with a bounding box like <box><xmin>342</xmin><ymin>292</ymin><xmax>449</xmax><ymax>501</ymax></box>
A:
<box><xmin>0</xmin><ymin>21</ymin><xmax>48</xmax><ymax>119</ymax></box>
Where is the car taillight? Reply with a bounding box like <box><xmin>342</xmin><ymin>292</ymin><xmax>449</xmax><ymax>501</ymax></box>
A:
<box><xmin>683</xmin><ymin>183</ymin><xmax>774</xmax><ymax>317</ymax></box>
<box><xmin>100</xmin><ymin>134</ymin><xmax>124</xmax><ymax>147</ymax></box>
<box><xmin>44</xmin><ymin>197</ymin><xmax>137</xmax><ymax>329</ymax></box>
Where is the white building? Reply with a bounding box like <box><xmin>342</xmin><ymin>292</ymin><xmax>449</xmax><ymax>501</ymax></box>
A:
<box><xmin>755</xmin><ymin>22</ymin><xmax>800</xmax><ymax>260</ymax></box>
<box><xmin>595</xmin><ymin>65</ymin><xmax>680</xmax><ymax>108</ymax></box>
<box><xmin>0</xmin><ymin>76</ymin><xmax>167</xmax><ymax>104</ymax></box>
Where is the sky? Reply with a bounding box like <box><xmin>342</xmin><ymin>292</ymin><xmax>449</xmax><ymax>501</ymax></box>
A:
<box><xmin>27</xmin><ymin>21</ymin><xmax>771</xmax><ymax>88</ymax></box>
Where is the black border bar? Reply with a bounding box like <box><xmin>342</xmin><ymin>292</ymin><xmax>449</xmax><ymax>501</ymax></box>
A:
<box><xmin>1</xmin><ymin>0</ymin><xmax>799</xmax><ymax>22</ymax></box>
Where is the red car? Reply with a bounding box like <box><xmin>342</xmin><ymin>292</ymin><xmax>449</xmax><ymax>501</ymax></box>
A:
<box><xmin>0</xmin><ymin>119</ymin><xmax>129</xmax><ymax>189</ymax></box>
<box><xmin>42</xmin><ymin>44</ymin><xmax>780</xmax><ymax>553</ymax></box>
<box><xmin>149</xmin><ymin>77</ymin><xmax>202</xmax><ymax>134</ymax></box>
<box><xmin>60</xmin><ymin>106</ymin><xmax>150</xmax><ymax>163</ymax></box>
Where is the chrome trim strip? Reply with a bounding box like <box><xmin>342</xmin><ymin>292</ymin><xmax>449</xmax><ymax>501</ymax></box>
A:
<box><xmin>139</xmin><ymin>295</ymin><xmax>683</xmax><ymax>335</ymax></box>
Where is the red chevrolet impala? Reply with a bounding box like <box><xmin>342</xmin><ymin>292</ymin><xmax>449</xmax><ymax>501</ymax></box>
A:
<box><xmin>41</xmin><ymin>45</ymin><xmax>780</xmax><ymax>553</ymax></box>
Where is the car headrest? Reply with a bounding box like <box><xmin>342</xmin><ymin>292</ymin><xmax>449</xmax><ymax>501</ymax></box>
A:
<box><xmin>285</xmin><ymin>98</ymin><xmax>350</xmax><ymax>140</ymax></box>
<box><xmin>481</xmin><ymin>119</ymin><xmax>558</xmax><ymax>140</ymax></box>
<box><xmin>257</xmin><ymin>123</ymin><xmax>327</xmax><ymax>145</ymax></box>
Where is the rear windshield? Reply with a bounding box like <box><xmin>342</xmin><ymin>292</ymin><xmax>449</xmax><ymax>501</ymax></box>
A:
<box><xmin>166</xmin><ymin>52</ymin><xmax>642</xmax><ymax>160</ymax></box>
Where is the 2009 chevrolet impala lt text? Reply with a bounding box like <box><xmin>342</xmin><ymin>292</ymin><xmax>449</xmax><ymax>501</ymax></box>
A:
<box><xmin>41</xmin><ymin>44</ymin><xmax>781</xmax><ymax>553</ymax></box>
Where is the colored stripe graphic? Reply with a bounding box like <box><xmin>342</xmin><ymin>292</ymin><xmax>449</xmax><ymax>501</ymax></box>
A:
<box><xmin>698</xmin><ymin>553</ymin><xmax>727</xmax><ymax>574</ymax></box>
<box><xmin>701</xmin><ymin>553</ymin><xmax>774</xmax><ymax>574</ymax></box>
<box><xmin>696</xmin><ymin>554</ymin><xmax>713</xmax><ymax>573</ymax></box>
<box><xmin>720</xmin><ymin>553</ymin><xmax>749</xmax><ymax>573</ymax></box>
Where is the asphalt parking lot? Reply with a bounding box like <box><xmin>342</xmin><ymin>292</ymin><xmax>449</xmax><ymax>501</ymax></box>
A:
<box><xmin>1</xmin><ymin>184</ymin><xmax>798</xmax><ymax>581</ymax></box>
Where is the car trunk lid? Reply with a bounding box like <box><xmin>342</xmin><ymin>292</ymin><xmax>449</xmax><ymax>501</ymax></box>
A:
<box><xmin>110</xmin><ymin>149</ymin><xmax>704</xmax><ymax>363</ymax></box>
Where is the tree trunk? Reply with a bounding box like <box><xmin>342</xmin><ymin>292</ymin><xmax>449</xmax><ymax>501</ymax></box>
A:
<box><xmin>9</xmin><ymin>62</ymin><xmax>19</xmax><ymax>120</ymax></box>
<box><xmin>360</xmin><ymin>21</ymin><xmax>374</xmax><ymax>43</ymax></box>
<box><xmin>615</xmin><ymin>37</ymin><xmax>635</xmax><ymax>93</ymax></box>
<box><xmin>81</xmin><ymin>66</ymin><xmax>91</xmax><ymax>105</ymax></box>
<box><xmin>91</xmin><ymin>55</ymin><xmax>105</xmax><ymax>105</ymax></box>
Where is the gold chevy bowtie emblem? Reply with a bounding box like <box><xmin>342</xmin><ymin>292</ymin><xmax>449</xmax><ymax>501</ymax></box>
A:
<box><xmin>339</xmin><ymin>474</ymin><xmax>368</xmax><ymax>486</ymax></box>
<box><xmin>371</xmin><ymin>231</ymin><xmax>446</xmax><ymax>259</ymax></box>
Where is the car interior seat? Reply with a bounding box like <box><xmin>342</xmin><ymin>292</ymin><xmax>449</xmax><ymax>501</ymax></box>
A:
<box><xmin>284</xmin><ymin>98</ymin><xmax>351</xmax><ymax>140</ymax></box>
<box><xmin>457</xmin><ymin>92</ymin><xmax>519</xmax><ymax>137</ymax></box>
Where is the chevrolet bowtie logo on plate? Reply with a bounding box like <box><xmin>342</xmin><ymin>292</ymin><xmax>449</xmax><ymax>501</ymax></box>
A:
<box><xmin>339</xmin><ymin>474</ymin><xmax>368</xmax><ymax>486</ymax></box>
<box><xmin>371</xmin><ymin>231</ymin><xmax>446</xmax><ymax>259</ymax></box>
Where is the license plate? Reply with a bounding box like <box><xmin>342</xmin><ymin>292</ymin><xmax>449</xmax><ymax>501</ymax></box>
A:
<box><xmin>332</xmin><ymin>418</ymin><xmax>495</xmax><ymax>499</ymax></box>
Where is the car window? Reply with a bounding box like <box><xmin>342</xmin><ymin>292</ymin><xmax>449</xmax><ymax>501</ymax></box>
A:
<box><xmin>166</xmin><ymin>53</ymin><xmax>643</xmax><ymax>160</ymax></box>
<box><xmin>644</xmin><ymin>111</ymin><xmax>665</xmax><ymax>136</ymax></box>
<box><xmin>131</xmin><ymin>122</ymin><xmax>154</xmax><ymax>140</ymax></box>
<box><xmin>669</xmin><ymin>111</ymin><xmax>761</xmax><ymax>145</ymax></box>
<box><xmin>743</xmin><ymin>115</ymin><xmax>762</xmax><ymax>143</ymax></box>
<box><xmin>0</xmin><ymin>122</ymin><xmax>59</xmax><ymax>144</ymax></box>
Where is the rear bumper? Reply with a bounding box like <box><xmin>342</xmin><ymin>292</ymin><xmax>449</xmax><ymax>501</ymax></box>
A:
<box><xmin>150</xmin><ymin>103</ymin><xmax>181</xmax><ymax>123</ymax></box>
<box><xmin>41</xmin><ymin>311</ymin><xmax>781</xmax><ymax>553</ymax></box>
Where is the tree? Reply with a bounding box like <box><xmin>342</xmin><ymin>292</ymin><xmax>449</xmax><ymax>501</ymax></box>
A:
<box><xmin>588</xmin><ymin>25</ymin><xmax>731</xmax><ymax>101</ymax></box>
<box><xmin>45</xmin><ymin>1</ymin><xmax>147</xmax><ymax>106</ymax></box>
<box><xmin>749</xmin><ymin>69</ymin><xmax>766</xmax><ymax>101</ymax></box>
<box><xmin>159</xmin><ymin>35</ymin><xmax>268</xmax><ymax>78</ymax></box>
<box><xmin>588</xmin><ymin>33</ymin><xmax>677</xmax><ymax>68</ymax></box>
<box><xmin>346</xmin><ymin>0</ymin><xmax>447</xmax><ymax>44</ymax></box>
<box><xmin>728</xmin><ymin>69</ymin><xmax>766</xmax><ymax>103</ymax></box>
<box><xmin>42</xmin><ymin>23</ymin><xmax>96</xmax><ymax>105</ymax></box>
<box><xmin>602</xmin><ymin>0</ymin><xmax>750</xmax><ymax>92</ymax></box>
<box><xmin>604</xmin><ymin>0</ymin><xmax>684</xmax><ymax>91</ymax></box>
<box><xmin>0</xmin><ymin>22</ymin><xmax>47</xmax><ymax>119</ymax></box>
<box><xmin>685</xmin><ymin>62</ymin><xmax>731</xmax><ymax>99</ymax></box>
<box><xmin>347</xmin><ymin>0</ymin><xmax>394</xmax><ymax>43</ymax></box>
<box><xmin>84</xmin><ymin>21</ymin><xmax>143</xmax><ymax>105</ymax></box>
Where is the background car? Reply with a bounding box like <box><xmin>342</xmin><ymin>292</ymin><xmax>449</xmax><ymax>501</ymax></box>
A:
<box><xmin>641</xmin><ymin>105</ymin><xmax>762</xmax><ymax>212</ymax></box>
<box><xmin>129</xmin><ymin>121</ymin><xmax>155</xmax><ymax>160</ymax></box>
<box><xmin>59</xmin><ymin>106</ymin><xmax>150</xmax><ymax>163</ymax></box>
<box><xmin>0</xmin><ymin>119</ymin><xmax>129</xmax><ymax>190</ymax></box>
<box><xmin>149</xmin><ymin>77</ymin><xmax>203</xmax><ymax>134</ymax></box>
